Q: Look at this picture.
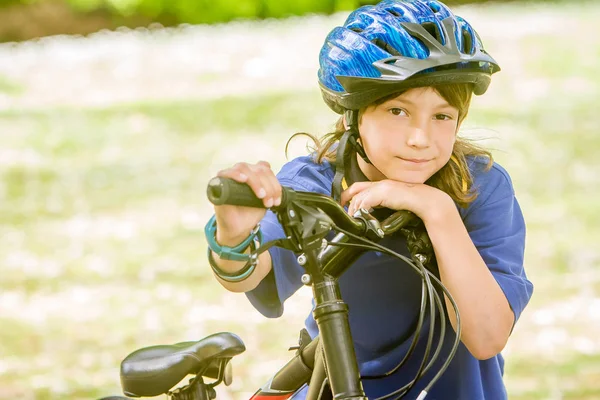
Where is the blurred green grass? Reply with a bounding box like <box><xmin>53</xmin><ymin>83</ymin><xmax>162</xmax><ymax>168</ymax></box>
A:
<box><xmin>0</xmin><ymin>75</ymin><xmax>24</xmax><ymax>95</ymax></box>
<box><xmin>1</xmin><ymin>3</ymin><xmax>600</xmax><ymax>400</ymax></box>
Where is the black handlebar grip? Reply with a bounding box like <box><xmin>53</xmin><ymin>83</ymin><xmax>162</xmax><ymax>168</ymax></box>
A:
<box><xmin>207</xmin><ymin>177</ymin><xmax>266</xmax><ymax>208</ymax></box>
<box><xmin>207</xmin><ymin>176</ymin><xmax>295</xmax><ymax>210</ymax></box>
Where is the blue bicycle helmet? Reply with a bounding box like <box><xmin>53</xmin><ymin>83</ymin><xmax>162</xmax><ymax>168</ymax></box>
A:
<box><xmin>318</xmin><ymin>0</ymin><xmax>500</xmax><ymax>114</ymax></box>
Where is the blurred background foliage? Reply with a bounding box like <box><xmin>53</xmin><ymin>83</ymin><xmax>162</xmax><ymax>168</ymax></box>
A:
<box><xmin>0</xmin><ymin>0</ymin><xmax>599</xmax><ymax>399</ymax></box>
<box><xmin>0</xmin><ymin>0</ymin><xmax>571</xmax><ymax>42</ymax></box>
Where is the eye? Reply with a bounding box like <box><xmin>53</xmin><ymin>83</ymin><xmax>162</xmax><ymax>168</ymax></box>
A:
<box><xmin>389</xmin><ymin>108</ymin><xmax>407</xmax><ymax>116</ymax></box>
<box><xmin>434</xmin><ymin>113</ymin><xmax>453</xmax><ymax>121</ymax></box>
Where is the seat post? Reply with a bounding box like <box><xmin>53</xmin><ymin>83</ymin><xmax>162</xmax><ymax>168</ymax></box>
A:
<box><xmin>169</xmin><ymin>376</ymin><xmax>215</xmax><ymax>400</ymax></box>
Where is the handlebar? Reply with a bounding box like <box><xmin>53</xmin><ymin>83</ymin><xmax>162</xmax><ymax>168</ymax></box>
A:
<box><xmin>206</xmin><ymin>176</ymin><xmax>419</xmax><ymax>237</ymax></box>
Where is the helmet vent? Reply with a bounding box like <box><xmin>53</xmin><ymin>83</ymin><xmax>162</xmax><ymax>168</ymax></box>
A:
<box><xmin>386</xmin><ymin>8</ymin><xmax>404</xmax><ymax>17</ymax></box>
<box><xmin>461</xmin><ymin>28</ymin><xmax>473</xmax><ymax>54</ymax></box>
<box><xmin>370</xmin><ymin>38</ymin><xmax>401</xmax><ymax>56</ymax></box>
<box><xmin>428</xmin><ymin>1</ymin><xmax>441</xmax><ymax>13</ymax></box>
<box><xmin>420</xmin><ymin>22</ymin><xmax>442</xmax><ymax>44</ymax></box>
<box><xmin>349</xmin><ymin>27</ymin><xmax>363</xmax><ymax>33</ymax></box>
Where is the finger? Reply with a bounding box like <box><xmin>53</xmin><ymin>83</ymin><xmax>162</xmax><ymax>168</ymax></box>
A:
<box><xmin>341</xmin><ymin>181</ymin><xmax>372</xmax><ymax>206</ymax></box>
<box><xmin>354</xmin><ymin>189</ymin><xmax>380</xmax><ymax>217</ymax></box>
<box><xmin>340</xmin><ymin>190</ymin><xmax>351</xmax><ymax>208</ymax></box>
<box><xmin>217</xmin><ymin>162</ymin><xmax>250</xmax><ymax>183</ymax></box>
<box><xmin>252</xmin><ymin>162</ymin><xmax>278</xmax><ymax>208</ymax></box>
<box><xmin>352</xmin><ymin>191</ymin><xmax>369</xmax><ymax>216</ymax></box>
<box><xmin>257</xmin><ymin>160</ymin><xmax>271</xmax><ymax>170</ymax></box>
<box><xmin>227</xmin><ymin>162</ymin><xmax>268</xmax><ymax>204</ymax></box>
<box><xmin>256</xmin><ymin>161</ymin><xmax>282</xmax><ymax>206</ymax></box>
<box><xmin>348</xmin><ymin>190</ymin><xmax>366</xmax><ymax>216</ymax></box>
<box><xmin>270</xmin><ymin>175</ymin><xmax>283</xmax><ymax>206</ymax></box>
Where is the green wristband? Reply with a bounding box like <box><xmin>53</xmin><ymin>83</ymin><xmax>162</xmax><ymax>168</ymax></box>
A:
<box><xmin>204</xmin><ymin>214</ymin><xmax>262</xmax><ymax>262</ymax></box>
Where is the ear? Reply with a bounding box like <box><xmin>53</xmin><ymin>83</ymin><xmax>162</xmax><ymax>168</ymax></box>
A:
<box><xmin>342</xmin><ymin>113</ymin><xmax>349</xmax><ymax>130</ymax></box>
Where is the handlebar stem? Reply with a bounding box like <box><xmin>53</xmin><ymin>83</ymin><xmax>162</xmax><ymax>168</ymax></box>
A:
<box><xmin>303</xmin><ymin>247</ymin><xmax>368</xmax><ymax>400</ymax></box>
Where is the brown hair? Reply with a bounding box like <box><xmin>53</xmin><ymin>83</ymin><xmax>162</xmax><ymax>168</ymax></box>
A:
<box><xmin>286</xmin><ymin>83</ymin><xmax>493</xmax><ymax>208</ymax></box>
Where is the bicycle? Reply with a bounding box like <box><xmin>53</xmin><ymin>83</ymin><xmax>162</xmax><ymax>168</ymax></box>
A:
<box><xmin>100</xmin><ymin>176</ymin><xmax>461</xmax><ymax>400</ymax></box>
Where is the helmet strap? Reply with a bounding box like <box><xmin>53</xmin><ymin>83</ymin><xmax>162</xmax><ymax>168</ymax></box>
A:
<box><xmin>344</xmin><ymin>110</ymin><xmax>371</xmax><ymax>165</ymax></box>
<box><xmin>332</xmin><ymin>110</ymin><xmax>371</xmax><ymax>203</ymax></box>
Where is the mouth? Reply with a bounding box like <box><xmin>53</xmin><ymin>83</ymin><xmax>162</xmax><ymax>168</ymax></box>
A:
<box><xmin>399</xmin><ymin>157</ymin><xmax>431</xmax><ymax>164</ymax></box>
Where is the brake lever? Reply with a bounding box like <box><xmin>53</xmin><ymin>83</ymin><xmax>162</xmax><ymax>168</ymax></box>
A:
<box><xmin>352</xmin><ymin>208</ymin><xmax>384</xmax><ymax>240</ymax></box>
<box><xmin>401</xmin><ymin>223</ymin><xmax>435</xmax><ymax>268</ymax></box>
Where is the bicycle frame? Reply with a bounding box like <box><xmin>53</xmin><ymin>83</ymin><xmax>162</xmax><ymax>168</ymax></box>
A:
<box><xmin>233</xmin><ymin>189</ymin><xmax>425</xmax><ymax>400</ymax></box>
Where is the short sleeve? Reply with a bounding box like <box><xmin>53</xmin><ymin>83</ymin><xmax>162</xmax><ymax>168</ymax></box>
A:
<box><xmin>463</xmin><ymin>162</ymin><xmax>534</xmax><ymax>324</ymax></box>
<box><xmin>245</xmin><ymin>156</ymin><xmax>334</xmax><ymax>318</ymax></box>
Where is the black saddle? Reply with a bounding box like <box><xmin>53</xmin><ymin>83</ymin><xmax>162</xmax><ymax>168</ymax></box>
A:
<box><xmin>119</xmin><ymin>332</ymin><xmax>245</xmax><ymax>397</ymax></box>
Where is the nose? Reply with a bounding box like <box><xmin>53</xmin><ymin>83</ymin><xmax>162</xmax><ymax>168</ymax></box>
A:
<box><xmin>406</xmin><ymin>119</ymin><xmax>431</xmax><ymax>149</ymax></box>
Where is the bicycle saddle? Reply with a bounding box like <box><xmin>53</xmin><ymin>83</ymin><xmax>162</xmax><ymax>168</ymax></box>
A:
<box><xmin>120</xmin><ymin>332</ymin><xmax>245</xmax><ymax>397</ymax></box>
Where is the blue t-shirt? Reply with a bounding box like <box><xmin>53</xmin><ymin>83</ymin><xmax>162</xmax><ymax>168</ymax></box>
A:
<box><xmin>245</xmin><ymin>155</ymin><xmax>534</xmax><ymax>400</ymax></box>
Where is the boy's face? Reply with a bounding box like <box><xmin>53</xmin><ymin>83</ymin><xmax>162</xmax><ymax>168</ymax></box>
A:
<box><xmin>356</xmin><ymin>87</ymin><xmax>460</xmax><ymax>184</ymax></box>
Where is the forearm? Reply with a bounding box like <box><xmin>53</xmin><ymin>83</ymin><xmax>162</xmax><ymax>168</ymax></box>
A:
<box><xmin>423</xmin><ymin>200</ymin><xmax>514</xmax><ymax>360</ymax></box>
<box><xmin>210</xmin><ymin>250</ymin><xmax>273</xmax><ymax>293</ymax></box>
<box><xmin>210</xmin><ymin>231</ymin><xmax>273</xmax><ymax>293</ymax></box>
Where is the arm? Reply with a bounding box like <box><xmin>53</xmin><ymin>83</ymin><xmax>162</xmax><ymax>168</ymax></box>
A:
<box><xmin>342</xmin><ymin>172</ymin><xmax>533</xmax><ymax>360</ymax></box>
<box><xmin>208</xmin><ymin>156</ymin><xmax>335</xmax><ymax>317</ymax></box>
<box><xmin>423</xmin><ymin>195</ymin><xmax>515</xmax><ymax>360</ymax></box>
<box><xmin>210</xmin><ymin>246</ymin><xmax>273</xmax><ymax>293</ymax></box>
<box><xmin>211</xmin><ymin>207</ymin><xmax>306</xmax><ymax>318</ymax></box>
